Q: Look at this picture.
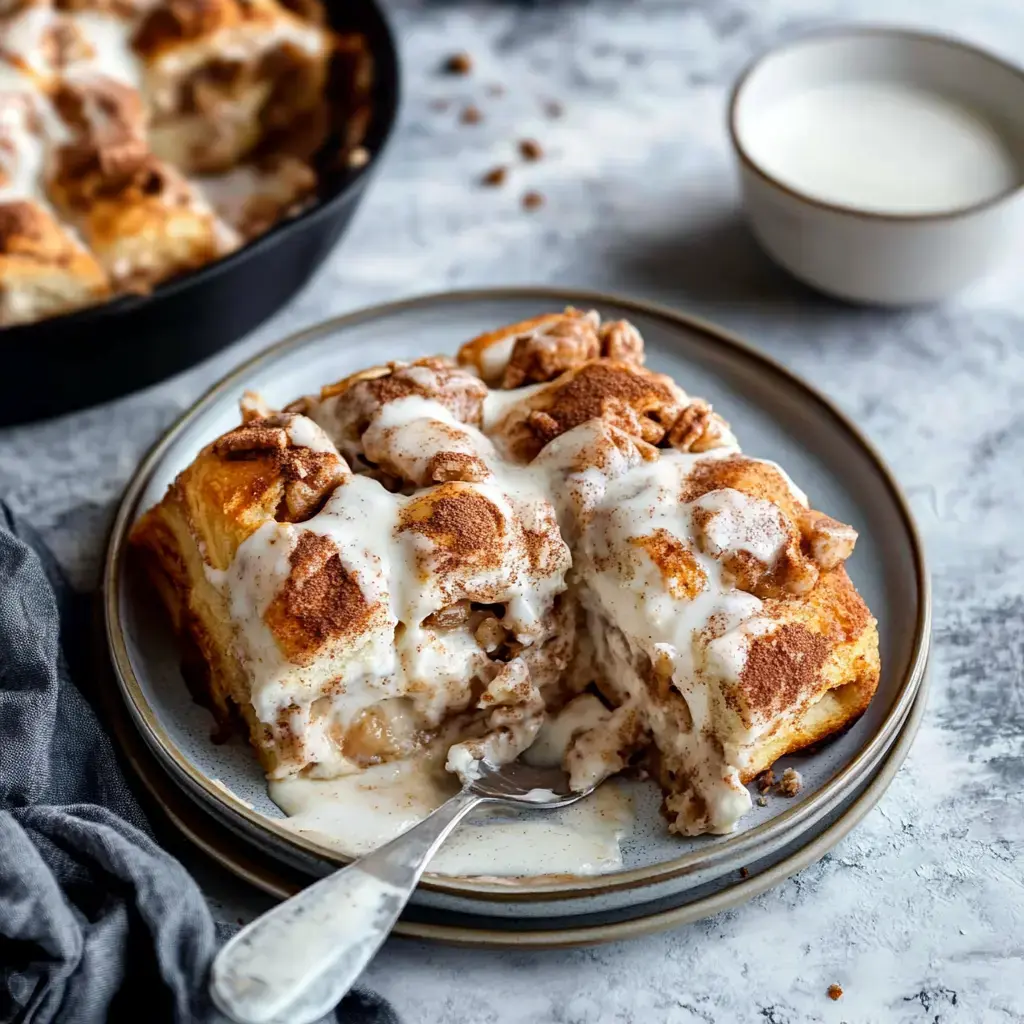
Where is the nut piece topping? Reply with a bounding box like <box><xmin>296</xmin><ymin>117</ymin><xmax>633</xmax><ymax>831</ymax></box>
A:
<box><xmin>502</xmin><ymin>309</ymin><xmax>601</xmax><ymax>388</ymax></box>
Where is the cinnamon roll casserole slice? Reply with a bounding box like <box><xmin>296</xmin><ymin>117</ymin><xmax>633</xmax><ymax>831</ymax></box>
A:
<box><xmin>131</xmin><ymin>309</ymin><xmax>880</xmax><ymax>838</ymax></box>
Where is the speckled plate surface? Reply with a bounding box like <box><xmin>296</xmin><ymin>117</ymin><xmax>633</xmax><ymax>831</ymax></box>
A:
<box><xmin>103</xmin><ymin>288</ymin><xmax>930</xmax><ymax>918</ymax></box>
<box><xmin>102</xmin><ymin>643</ymin><xmax>929</xmax><ymax>947</ymax></box>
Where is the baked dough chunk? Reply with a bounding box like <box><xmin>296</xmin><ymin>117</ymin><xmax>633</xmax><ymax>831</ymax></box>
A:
<box><xmin>131</xmin><ymin>310</ymin><xmax>881</xmax><ymax>836</ymax></box>
<box><xmin>0</xmin><ymin>0</ymin><xmax>369</xmax><ymax>321</ymax></box>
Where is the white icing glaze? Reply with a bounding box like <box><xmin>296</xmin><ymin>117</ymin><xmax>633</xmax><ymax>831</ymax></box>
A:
<box><xmin>0</xmin><ymin>5</ymin><xmax>59</xmax><ymax>80</ymax></box>
<box><xmin>563</xmin><ymin>445</ymin><xmax>815</xmax><ymax>834</ymax></box>
<box><xmin>0</xmin><ymin>91</ymin><xmax>49</xmax><ymax>203</ymax></box>
<box><xmin>270</xmin><ymin>753</ymin><xmax>632</xmax><ymax>877</ymax></box>
<box><xmin>480</xmin><ymin>381</ymin><xmax>548</xmax><ymax>430</ymax></box>
<box><xmin>284</xmin><ymin>414</ymin><xmax>337</xmax><ymax>455</ymax></box>
<box><xmin>523</xmin><ymin>694</ymin><xmax>611</xmax><ymax>768</ymax></box>
<box><xmin>70</xmin><ymin>12</ymin><xmax>144</xmax><ymax>90</ymax></box>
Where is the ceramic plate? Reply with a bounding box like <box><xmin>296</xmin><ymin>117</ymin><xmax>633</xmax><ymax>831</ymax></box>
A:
<box><xmin>101</xmin><ymin>641</ymin><xmax>929</xmax><ymax>948</ymax></box>
<box><xmin>103</xmin><ymin>288</ymin><xmax>930</xmax><ymax>917</ymax></box>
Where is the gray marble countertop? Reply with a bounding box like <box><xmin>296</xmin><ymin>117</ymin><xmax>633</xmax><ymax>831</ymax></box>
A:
<box><xmin>3</xmin><ymin>0</ymin><xmax>1023</xmax><ymax>1020</ymax></box>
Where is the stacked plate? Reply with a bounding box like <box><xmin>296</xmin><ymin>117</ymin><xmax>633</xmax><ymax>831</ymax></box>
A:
<box><xmin>102</xmin><ymin>288</ymin><xmax>931</xmax><ymax>946</ymax></box>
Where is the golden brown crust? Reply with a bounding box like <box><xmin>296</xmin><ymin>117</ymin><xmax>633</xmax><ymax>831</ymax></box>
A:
<box><xmin>0</xmin><ymin>200</ymin><xmax>111</xmax><ymax>324</ymax></box>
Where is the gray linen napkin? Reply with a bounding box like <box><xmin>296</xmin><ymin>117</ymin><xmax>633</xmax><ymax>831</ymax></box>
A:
<box><xmin>0</xmin><ymin>504</ymin><xmax>400</xmax><ymax>1024</ymax></box>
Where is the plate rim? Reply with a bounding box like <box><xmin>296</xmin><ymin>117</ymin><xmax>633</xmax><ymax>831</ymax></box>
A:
<box><xmin>106</xmin><ymin>645</ymin><xmax>930</xmax><ymax>949</ymax></box>
<box><xmin>102</xmin><ymin>285</ymin><xmax>932</xmax><ymax>903</ymax></box>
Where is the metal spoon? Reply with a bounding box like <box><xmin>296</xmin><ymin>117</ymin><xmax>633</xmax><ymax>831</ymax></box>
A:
<box><xmin>210</xmin><ymin>760</ymin><xmax>595</xmax><ymax>1024</ymax></box>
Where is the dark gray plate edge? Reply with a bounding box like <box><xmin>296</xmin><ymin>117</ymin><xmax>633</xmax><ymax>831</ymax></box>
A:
<box><xmin>109</xmin><ymin>657</ymin><xmax>930</xmax><ymax>948</ymax></box>
<box><xmin>102</xmin><ymin>286</ymin><xmax>932</xmax><ymax>903</ymax></box>
<box><xmin>137</xmin><ymin>653</ymin><xmax>920</xmax><ymax>914</ymax></box>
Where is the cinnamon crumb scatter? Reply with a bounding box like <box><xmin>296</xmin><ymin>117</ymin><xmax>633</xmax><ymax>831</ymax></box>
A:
<box><xmin>827</xmin><ymin>984</ymin><xmax>843</xmax><ymax>1001</ymax></box>
<box><xmin>522</xmin><ymin>190</ymin><xmax>545</xmax><ymax>210</ymax></box>
<box><xmin>444</xmin><ymin>52</ymin><xmax>473</xmax><ymax>75</ymax></box>
<box><xmin>778</xmin><ymin>767</ymin><xmax>803</xmax><ymax>797</ymax></box>
<box><xmin>481</xmin><ymin>166</ymin><xmax>508</xmax><ymax>187</ymax></box>
<box><xmin>519</xmin><ymin>138</ymin><xmax>543</xmax><ymax>161</ymax></box>
<box><xmin>460</xmin><ymin>104</ymin><xmax>483</xmax><ymax>125</ymax></box>
<box><xmin>756</xmin><ymin>768</ymin><xmax>775</xmax><ymax>792</ymax></box>
<box><xmin>756</xmin><ymin>795</ymin><xmax>768</xmax><ymax>807</ymax></box>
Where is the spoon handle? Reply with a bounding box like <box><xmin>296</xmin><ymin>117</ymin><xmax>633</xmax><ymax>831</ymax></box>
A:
<box><xmin>210</xmin><ymin>788</ymin><xmax>485</xmax><ymax>1024</ymax></box>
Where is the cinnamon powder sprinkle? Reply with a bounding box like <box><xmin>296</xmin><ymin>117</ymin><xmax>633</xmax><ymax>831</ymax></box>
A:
<box><xmin>529</xmin><ymin>362</ymin><xmax>677</xmax><ymax>442</ymax></box>
<box><xmin>827</xmin><ymin>984</ymin><xmax>843</xmax><ymax>1001</ymax></box>
<box><xmin>264</xmin><ymin>533</ymin><xmax>373</xmax><ymax>664</ymax></box>
<box><xmin>735</xmin><ymin>623</ymin><xmax>829</xmax><ymax>719</ymax></box>
<box><xmin>399</xmin><ymin>486</ymin><xmax>506</xmax><ymax>572</ymax></box>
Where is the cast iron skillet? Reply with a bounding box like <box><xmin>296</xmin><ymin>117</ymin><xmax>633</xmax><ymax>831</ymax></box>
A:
<box><xmin>0</xmin><ymin>0</ymin><xmax>399</xmax><ymax>426</ymax></box>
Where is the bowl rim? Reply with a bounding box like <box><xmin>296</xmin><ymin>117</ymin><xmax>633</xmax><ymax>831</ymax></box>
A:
<box><xmin>728</xmin><ymin>24</ymin><xmax>1024</xmax><ymax>222</ymax></box>
<box><xmin>102</xmin><ymin>285</ymin><xmax>933</xmax><ymax>905</ymax></box>
<box><xmin>0</xmin><ymin>0</ymin><xmax>401</xmax><ymax>338</ymax></box>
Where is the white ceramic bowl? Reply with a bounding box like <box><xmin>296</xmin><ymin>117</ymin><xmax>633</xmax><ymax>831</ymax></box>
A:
<box><xmin>729</xmin><ymin>28</ymin><xmax>1024</xmax><ymax>305</ymax></box>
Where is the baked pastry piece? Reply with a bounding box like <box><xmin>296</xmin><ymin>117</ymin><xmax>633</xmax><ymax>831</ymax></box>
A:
<box><xmin>0</xmin><ymin>91</ymin><xmax>110</xmax><ymax>324</ymax></box>
<box><xmin>0</xmin><ymin>0</ymin><xmax>370</xmax><ymax>323</ymax></box>
<box><xmin>132</xmin><ymin>0</ymin><xmax>333</xmax><ymax>174</ymax></box>
<box><xmin>131</xmin><ymin>310</ymin><xmax>880</xmax><ymax>836</ymax></box>
<box><xmin>47</xmin><ymin>74</ymin><xmax>238</xmax><ymax>287</ymax></box>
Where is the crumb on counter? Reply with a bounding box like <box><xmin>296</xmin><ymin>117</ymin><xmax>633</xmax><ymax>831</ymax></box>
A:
<box><xmin>522</xmin><ymin>190</ymin><xmax>545</xmax><ymax>210</ymax></box>
<box><xmin>739</xmin><ymin>867</ymin><xmax>749</xmax><ymax>878</ymax></box>
<box><xmin>779</xmin><ymin>767</ymin><xmax>803</xmax><ymax>797</ymax></box>
<box><xmin>460</xmin><ymin>104</ymin><xmax>483</xmax><ymax>125</ymax></box>
<box><xmin>519</xmin><ymin>138</ymin><xmax>543</xmax><ymax>161</ymax></box>
<box><xmin>482</xmin><ymin>166</ymin><xmax>508</xmax><ymax>187</ymax></box>
<box><xmin>444</xmin><ymin>52</ymin><xmax>473</xmax><ymax>75</ymax></box>
<box><xmin>827</xmin><ymin>984</ymin><xmax>843</xmax><ymax>1001</ymax></box>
